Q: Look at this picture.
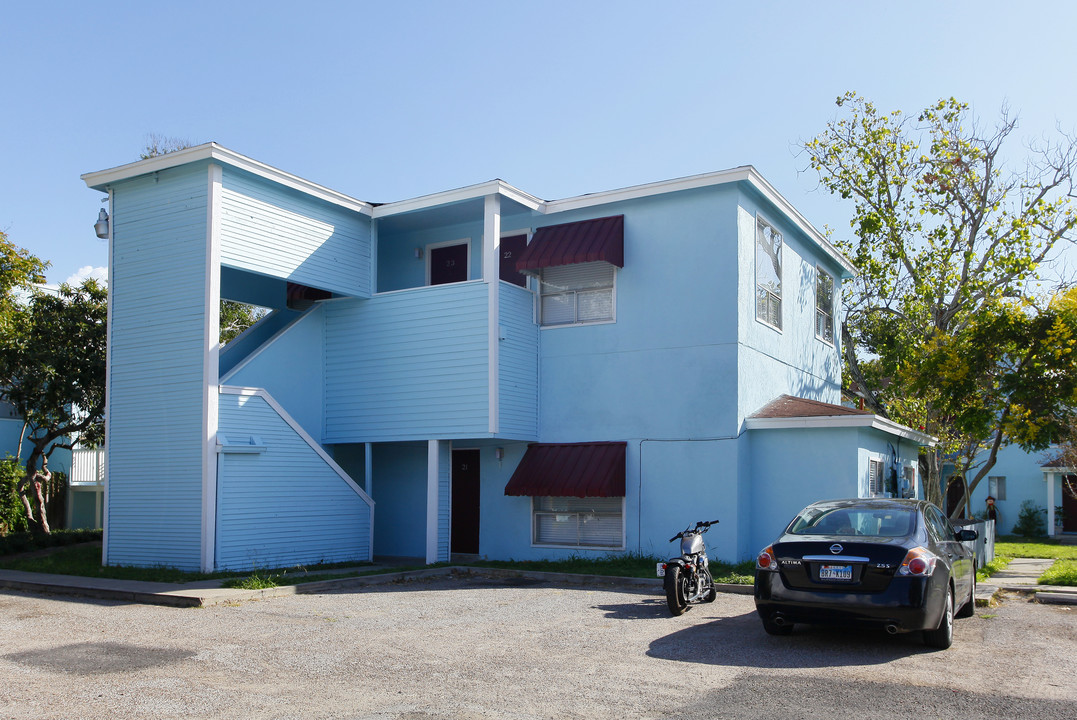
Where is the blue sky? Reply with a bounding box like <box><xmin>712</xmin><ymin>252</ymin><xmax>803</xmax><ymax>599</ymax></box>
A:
<box><xmin>3</xmin><ymin>1</ymin><xmax>1076</xmax><ymax>285</ymax></box>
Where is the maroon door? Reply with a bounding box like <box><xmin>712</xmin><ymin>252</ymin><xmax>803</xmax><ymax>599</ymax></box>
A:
<box><xmin>1063</xmin><ymin>476</ymin><xmax>1077</xmax><ymax>532</ymax></box>
<box><xmin>430</xmin><ymin>243</ymin><xmax>469</xmax><ymax>285</ymax></box>
<box><xmin>499</xmin><ymin>235</ymin><xmax>528</xmax><ymax>287</ymax></box>
<box><xmin>451</xmin><ymin>449</ymin><xmax>481</xmax><ymax>554</ymax></box>
<box><xmin>945</xmin><ymin>476</ymin><xmax>966</xmax><ymax>519</ymax></box>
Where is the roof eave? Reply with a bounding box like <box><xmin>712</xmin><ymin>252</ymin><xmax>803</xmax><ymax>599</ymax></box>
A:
<box><xmin>745</xmin><ymin>414</ymin><xmax>936</xmax><ymax>446</ymax></box>
<box><xmin>81</xmin><ymin>142</ymin><xmax>375</xmax><ymax>217</ymax></box>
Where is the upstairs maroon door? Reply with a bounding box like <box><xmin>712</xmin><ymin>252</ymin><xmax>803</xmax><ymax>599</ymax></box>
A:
<box><xmin>499</xmin><ymin>234</ymin><xmax>528</xmax><ymax>287</ymax></box>
<box><xmin>430</xmin><ymin>243</ymin><xmax>468</xmax><ymax>285</ymax></box>
<box><xmin>451</xmin><ymin>449</ymin><xmax>481</xmax><ymax>554</ymax></box>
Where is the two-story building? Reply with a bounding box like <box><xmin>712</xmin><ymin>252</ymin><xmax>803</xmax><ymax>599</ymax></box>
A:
<box><xmin>82</xmin><ymin>144</ymin><xmax>932</xmax><ymax>572</ymax></box>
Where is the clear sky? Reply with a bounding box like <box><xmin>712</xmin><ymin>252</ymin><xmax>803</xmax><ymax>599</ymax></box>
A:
<box><xmin>2</xmin><ymin>1</ymin><xmax>1076</xmax><ymax>285</ymax></box>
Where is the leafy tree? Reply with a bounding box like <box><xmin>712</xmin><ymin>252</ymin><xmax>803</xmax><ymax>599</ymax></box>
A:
<box><xmin>804</xmin><ymin>93</ymin><xmax>1077</xmax><ymax>513</ymax></box>
<box><xmin>220</xmin><ymin>300</ymin><xmax>268</xmax><ymax>344</ymax></box>
<box><xmin>0</xmin><ymin>231</ymin><xmax>48</xmax><ymax>332</ymax></box>
<box><xmin>139</xmin><ymin>133</ymin><xmax>192</xmax><ymax>160</ymax></box>
<box><xmin>0</xmin><ymin>280</ymin><xmax>107</xmax><ymax>534</ymax></box>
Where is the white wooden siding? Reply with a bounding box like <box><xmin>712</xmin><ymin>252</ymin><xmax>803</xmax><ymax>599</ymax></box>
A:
<box><xmin>498</xmin><ymin>283</ymin><xmax>539</xmax><ymax>440</ymax></box>
<box><xmin>323</xmin><ymin>283</ymin><xmax>490</xmax><ymax>442</ymax></box>
<box><xmin>220</xmin><ymin>168</ymin><xmax>371</xmax><ymax>298</ymax></box>
<box><xmin>216</xmin><ymin>390</ymin><xmax>372</xmax><ymax>570</ymax></box>
<box><xmin>107</xmin><ymin>163</ymin><xmax>209</xmax><ymax>570</ymax></box>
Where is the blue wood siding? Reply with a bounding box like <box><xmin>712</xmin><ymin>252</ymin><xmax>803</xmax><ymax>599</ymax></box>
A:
<box><xmin>216</xmin><ymin>390</ymin><xmax>372</xmax><ymax>570</ymax></box>
<box><xmin>323</xmin><ymin>283</ymin><xmax>490</xmax><ymax>442</ymax></box>
<box><xmin>220</xmin><ymin>168</ymin><xmax>371</xmax><ymax>298</ymax></box>
<box><xmin>498</xmin><ymin>283</ymin><xmax>539</xmax><ymax>440</ymax></box>
<box><xmin>107</xmin><ymin>163</ymin><xmax>209</xmax><ymax>570</ymax></box>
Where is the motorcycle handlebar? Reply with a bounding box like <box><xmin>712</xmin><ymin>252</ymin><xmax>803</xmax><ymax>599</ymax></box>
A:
<box><xmin>669</xmin><ymin>519</ymin><xmax>720</xmax><ymax>541</ymax></box>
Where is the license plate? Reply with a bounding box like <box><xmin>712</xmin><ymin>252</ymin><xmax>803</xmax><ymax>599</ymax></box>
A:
<box><xmin>819</xmin><ymin>564</ymin><xmax>852</xmax><ymax>581</ymax></box>
<box><xmin>656</xmin><ymin>563</ymin><xmax>666</xmax><ymax>578</ymax></box>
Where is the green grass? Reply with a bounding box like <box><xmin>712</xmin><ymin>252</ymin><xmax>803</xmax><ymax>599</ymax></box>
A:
<box><xmin>1039</xmin><ymin>559</ymin><xmax>1077</xmax><ymax>586</ymax></box>
<box><xmin>0</xmin><ymin>543</ymin><xmax>227</xmax><ymax>583</ymax></box>
<box><xmin>994</xmin><ymin>537</ymin><xmax>1077</xmax><ymax>561</ymax></box>
<box><xmin>976</xmin><ymin>556</ymin><xmax>1010</xmax><ymax>583</ymax></box>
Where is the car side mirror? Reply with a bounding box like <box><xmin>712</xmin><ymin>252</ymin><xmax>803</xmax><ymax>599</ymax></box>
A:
<box><xmin>957</xmin><ymin>529</ymin><xmax>978</xmax><ymax>541</ymax></box>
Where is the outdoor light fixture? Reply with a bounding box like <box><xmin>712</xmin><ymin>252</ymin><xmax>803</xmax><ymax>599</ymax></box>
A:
<box><xmin>94</xmin><ymin>209</ymin><xmax>110</xmax><ymax>239</ymax></box>
<box><xmin>414</xmin><ymin>247</ymin><xmax>423</xmax><ymax>259</ymax></box>
<box><xmin>494</xmin><ymin>447</ymin><xmax>504</xmax><ymax>460</ymax></box>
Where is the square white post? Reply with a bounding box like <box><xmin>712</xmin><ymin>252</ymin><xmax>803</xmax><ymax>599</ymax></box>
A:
<box><xmin>427</xmin><ymin>439</ymin><xmax>440</xmax><ymax>564</ymax></box>
<box><xmin>484</xmin><ymin>194</ymin><xmax>501</xmax><ymax>435</ymax></box>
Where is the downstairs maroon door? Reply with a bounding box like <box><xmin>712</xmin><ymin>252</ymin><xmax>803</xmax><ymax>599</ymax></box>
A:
<box><xmin>451</xmin><ymin>449</ymin><xmax>481</xmax><ymax>554</ymax></box>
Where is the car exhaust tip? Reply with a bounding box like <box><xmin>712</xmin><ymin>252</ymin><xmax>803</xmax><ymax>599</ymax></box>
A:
<box><xmin>772</xmin><ymin>615</ymin><xmax>787</xmax><ymax>627</ymax></box>
<box><xmin>885</xmin><ymin>624</ymin><xmax>900</xmax><ymax>635</ymax></box>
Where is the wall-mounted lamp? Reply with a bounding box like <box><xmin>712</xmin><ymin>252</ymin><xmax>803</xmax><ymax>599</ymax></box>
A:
<box><xmin>494</xmin><ymin>447</ymin><xmax>504</xmax><ymax>461</ymax></box>
<box><xmin>414</xmin><ymin>247</ymin><xmax>423</xmax><ymax>259</ymax></box>
<box><xmin>94</xmin><ymin>209</ymin><xmax>110</xmax><ymax>239</ymax></box>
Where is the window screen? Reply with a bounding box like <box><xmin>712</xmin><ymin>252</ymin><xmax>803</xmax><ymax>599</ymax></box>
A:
<box><xmin>816</xmin><ymin>268</ymin><xmax>834</xmax><ymax>342</ymax></box>
<box><xmin>540</xmin><ymin>262</ymin><xmax>615</xmax><ymax>326</ymax></box>
<box><xmin>533</xmin><ymin>496</ymin><xmax>623</xmax><ymax>548</ymax></box>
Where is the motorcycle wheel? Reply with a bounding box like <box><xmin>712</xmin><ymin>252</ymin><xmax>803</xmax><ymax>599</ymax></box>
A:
<box><xmin>664</xmin><ymin>565</ymin><xmax>689</xmax><ymax>616</ymax></box>
<box><xmin>703</xmin><ymin>569</ymin><xmax>717</xmax><ymax>602</ymax></box>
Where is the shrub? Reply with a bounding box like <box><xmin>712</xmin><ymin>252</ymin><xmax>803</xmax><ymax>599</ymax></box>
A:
<box><xmin>0</xmin><ymin>458</ymin><xmax>28</xmax><ymax>536</ymax></box>
<box><xmin>1013</xmin><ymin>500</ymin><xmax>1047</xmax><ymax>537</ymax></box>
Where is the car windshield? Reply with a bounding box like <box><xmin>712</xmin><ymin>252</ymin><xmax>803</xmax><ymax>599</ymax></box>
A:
<box><xmin>788</xmin><ymin>506</ymin><xmax>915</xmax><ymax>537</ymax></box>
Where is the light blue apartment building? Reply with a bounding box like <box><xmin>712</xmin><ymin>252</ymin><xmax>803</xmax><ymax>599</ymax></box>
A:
<box><xmin>83</xmin><ymin>144</ymin><xmax>932</xmax><ymax>572</ymax></box>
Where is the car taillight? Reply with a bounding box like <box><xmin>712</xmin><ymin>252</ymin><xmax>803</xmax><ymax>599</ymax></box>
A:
<box><xmin>756</xmin><ymin>546</ymin><xmax>778</xmax><ymax>571</ymax></box>
<box><xmin>898</xmin><ymin>547</ymin><xmax>938</xmax><ymax>576</ymax></box>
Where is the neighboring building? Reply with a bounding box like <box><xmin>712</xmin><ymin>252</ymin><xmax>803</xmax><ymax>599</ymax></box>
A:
<box><xmin>82</xmin><ymin>143</ymin><xmax>931</xmax><ymax>572</ymax></box>
<box><xmin>962</xmin><ymin>444</ymin><xmax>1077</xmax><ymax>536</ymax></box>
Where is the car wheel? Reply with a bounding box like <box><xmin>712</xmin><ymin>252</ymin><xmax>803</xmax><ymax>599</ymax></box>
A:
<box><xmin>923</xmin><ymin>585</ymin><xmax>954</xmax><ymax>649</ymax></box>
<box><xmin>956</xmin><ymin>575</ymin><xmax>976</xmax><ymax>619</ymax></box>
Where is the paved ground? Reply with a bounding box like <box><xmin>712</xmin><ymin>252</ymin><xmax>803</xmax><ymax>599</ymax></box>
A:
<box><xmin>1</xmin><ymin>574</ymin><xmax>1075</xmax><ymax>720</ymax></box>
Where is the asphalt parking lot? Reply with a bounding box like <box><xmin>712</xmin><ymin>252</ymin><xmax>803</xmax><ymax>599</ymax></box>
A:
<box><xmin>1</xmin><ymin>575</ymin><xmax>1075</xmax><ymax>720</ymax></box>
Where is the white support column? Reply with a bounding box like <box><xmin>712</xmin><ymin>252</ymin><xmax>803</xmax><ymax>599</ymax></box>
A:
<box><xmin>201</xmin><ymin>163</ymin><xmax>223</xmax><ymax>573</ymax></box>
<box><xmin>426</xmin><ymin>439</ymin><xmax>440</xmax><ymax>564</ymax></box>
<box><xmin>1047</xmin><ymin>472</ymin><xmax>1056</xmax><ymax>537</ymax></box>
<box><xmin>102</xmin><ymin>188</ymin><xmax>113</xmax><ymax>565</ymax></box>
<box><xmin>484</xmin><ymin>194</ymin><xmax>501</xmax><ymax>435</ymax></box>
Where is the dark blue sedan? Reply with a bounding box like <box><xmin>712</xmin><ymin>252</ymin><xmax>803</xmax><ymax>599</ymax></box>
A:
<box><xmin>754</xmin><ymin>498</ymin><xmax>978</xmax><ymax>649</ymax></box>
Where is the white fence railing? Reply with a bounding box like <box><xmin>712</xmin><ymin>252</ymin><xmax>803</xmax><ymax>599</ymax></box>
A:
<box><xmin>70</xmin><ymin>448</ymin><xmax>104</xmax><ymax>485</ymax></box>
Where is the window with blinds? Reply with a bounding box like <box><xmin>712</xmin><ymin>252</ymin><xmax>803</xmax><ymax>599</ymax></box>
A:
<box><xmin>868</xmin><ymin>459</ymin><xmax>884</xmax><ymax>496</ymax></box>
<box><xmin>539</xmin><ymin>262</ymin><xmax>615</xmax><ymax>326</ymax></box>
<box><xmin>815</xmin><ymin>267</ymin><xmax>834</xmax><ymax>343</ymax></box>
<box><xmin>532</xmin><ymin>496</ymin><xmax>624</xmax><ymax>549</ymax></box>
<box><xmin>755</xmin><ymin>216</ymin><xmax>782</xmax><ymax>330</ymax></box>
<box><xmin>988</xmin><ymin>476</ymin><xmax>1007</xmax><ymax>501</ymax></box>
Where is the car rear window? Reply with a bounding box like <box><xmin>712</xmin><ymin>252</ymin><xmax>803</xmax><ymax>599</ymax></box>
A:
<box><xmin>788</xmin><ymin>507</ymin><xmax>915</xmax><ymax>537</ymax></box>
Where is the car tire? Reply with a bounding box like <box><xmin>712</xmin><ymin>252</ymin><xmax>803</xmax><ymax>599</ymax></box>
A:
<box><xmin>956</xmin><ymin>575</ymin><xmax>976</xmax><ymax>619</ymax></box>
<box><xmin>923</xmin><ymin>585</ymin><xmax>954</xmax><ymax>649</ymax></box>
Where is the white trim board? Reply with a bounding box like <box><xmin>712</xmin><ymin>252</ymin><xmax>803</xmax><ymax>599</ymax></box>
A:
<box><xmin>744</xmin><ymin>414</ymin><xmax>936</xmax><ymax>446</ymax></box>
<box><xmin>218</xmin><ymin>385</ymin><xmax>375</xmax><ymax>508</ymax></box>
<box><xmin>82</xmin><ymin>143</ymin><xmax>374</xmax><ymax>217</ymax></box>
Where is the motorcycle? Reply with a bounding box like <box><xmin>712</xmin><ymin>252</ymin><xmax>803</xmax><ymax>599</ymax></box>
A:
<box><xmin>656</xmin><ymin>519</ymin><xmax>719</xmax><ymax>616</ymax></box>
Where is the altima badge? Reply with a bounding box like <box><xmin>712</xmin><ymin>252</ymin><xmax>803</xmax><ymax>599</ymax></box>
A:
<box><xmin>830</xmin><ymin>544</ymin><xmax>843</xmax><ymax>554</ymax></box>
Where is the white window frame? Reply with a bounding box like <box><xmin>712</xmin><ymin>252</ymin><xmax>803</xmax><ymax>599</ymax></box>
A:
<box><xmin>755</xmin><ymin>214</ymin><xmax>783</xmax><ymax>331</ymax></box>
<box><xmin>868</xmin><ymin>458</ymin><xmax>885</xmax><ymax>497</ymax></box>
<box><xmin>538</xmin><ymin>262</ymin><xmax>617</xmax><ymax>328</ymax></box>
<box><xmin>530</xmin><ymin>496</ymin><xmax>626</xmax><ymax>550</ymax></box>
<box><xmin>815</xmin><ymin>266</ymin><xmax>835</xmax><ymax>344</ymax></box>
<box><xmin>425</xmin><ymin>238</ymin><xmax>472</xmax><ymax>286</ymax></box>
<box><xmin>988</xmin><ymin>475</ymin><xmax>1007</xmax><ymax>501</ymax></box>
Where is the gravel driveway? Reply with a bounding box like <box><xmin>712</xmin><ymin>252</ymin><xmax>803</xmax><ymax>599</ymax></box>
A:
<box><xmin>1</xmin><ymin>574</ymin><xmax>1074</xmax><ymax>719</ymax></box>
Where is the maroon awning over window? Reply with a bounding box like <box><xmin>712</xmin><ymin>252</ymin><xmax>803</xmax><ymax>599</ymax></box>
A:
<box><xmin>504</xmin><ymin>441</ymin><xmax>627</xmax><ymax>498</ymax></box>
<box><xmin>515</xmin><ymin>215</ymin><xmax>624</xmax><ymax>273</ymax></box>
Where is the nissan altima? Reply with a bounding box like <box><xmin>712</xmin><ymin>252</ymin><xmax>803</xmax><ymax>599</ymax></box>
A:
<box><xmin>753</xmin><ymin>498</ymin><xmax>978</xmax><ymax>649</ymax></box>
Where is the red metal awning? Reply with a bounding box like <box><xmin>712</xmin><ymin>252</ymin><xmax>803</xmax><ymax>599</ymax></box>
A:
<box><xmin>515</xmin><ymin>215</ymin><xmax>624</xmax><ymax>273</ymax></box>
<box><xmin>504</xmin><ymin>441</ymin><xmax>627</xmax><ymax>498</ymax></box>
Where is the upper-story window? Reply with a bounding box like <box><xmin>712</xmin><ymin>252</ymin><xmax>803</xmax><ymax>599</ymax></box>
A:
<box><xmin>755</xmin><ymin>216</ymin><xmax>782</xmax><ymax>329</ymax></box>
<box><xmin>540</xmin><ymin>262</ymin><xmax>615</xmax><ymax>326</ymax></box>
<box><xmin>815</xmin><ymin>267</ymin><xmax>835</xmax><ymax>343</ymax></box>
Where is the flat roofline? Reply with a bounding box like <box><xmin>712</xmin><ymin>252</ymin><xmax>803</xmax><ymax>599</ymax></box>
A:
<box><xmin>81</xmin><ymin>142</ymin><xmax>375</xmax><ymax>217</ymax></box>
